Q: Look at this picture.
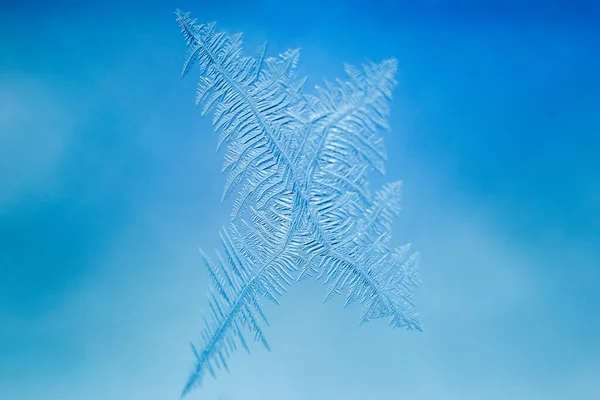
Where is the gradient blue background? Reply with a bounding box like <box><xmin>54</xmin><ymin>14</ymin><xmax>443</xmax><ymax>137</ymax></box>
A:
<box><xmin>1</xmin><ymin>1</ymin><xmax>599</xmax><ymax>399</ymax></box>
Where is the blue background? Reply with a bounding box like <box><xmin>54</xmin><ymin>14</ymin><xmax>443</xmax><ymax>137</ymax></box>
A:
<box><xmin>1</xmin><ymin>1</ymin><xmax>599</xmax><ymax>399</ymax></box>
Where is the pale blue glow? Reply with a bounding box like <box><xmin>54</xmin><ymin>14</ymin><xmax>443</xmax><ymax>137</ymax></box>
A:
<box><xmin>1</xmin><ymin>1</ymin><xmax>598</xmax><ymax>399</ymax></box>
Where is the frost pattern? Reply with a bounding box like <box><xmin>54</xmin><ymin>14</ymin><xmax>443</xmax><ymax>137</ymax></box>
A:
<box><xmin>175</xmin><ymin>10</ymin><xmax>422</xmax><ymax>397</ymax></box>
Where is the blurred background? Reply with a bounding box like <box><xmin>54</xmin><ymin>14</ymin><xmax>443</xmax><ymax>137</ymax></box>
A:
<box><xmin>1</xmin><ymin>1</ymin><xmax>599</xmax><ymax>399</ymax></box>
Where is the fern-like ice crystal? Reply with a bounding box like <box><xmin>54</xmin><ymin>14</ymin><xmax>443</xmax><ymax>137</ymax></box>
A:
<box><xmin>174</xmin><ymin>10</ymin><xmax>423</xmax><ymax>397</ymax></box>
